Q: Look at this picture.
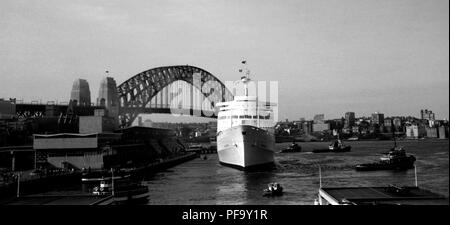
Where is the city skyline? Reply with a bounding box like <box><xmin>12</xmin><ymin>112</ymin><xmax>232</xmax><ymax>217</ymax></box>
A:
<box><xmin>1</xmin><ymin>0</ymin><xmax>448</xmax><ymax>120</ymax></box>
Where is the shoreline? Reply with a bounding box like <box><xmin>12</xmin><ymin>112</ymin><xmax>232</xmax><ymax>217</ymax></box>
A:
<box><xmin>0</xmin><ymin>152</ymin><xmax>198</xmax><ymax>204</ymax></box>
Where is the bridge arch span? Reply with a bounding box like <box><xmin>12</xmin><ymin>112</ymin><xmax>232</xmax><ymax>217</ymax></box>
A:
<box><xmin>117</xmin><ymin>65</ymin><xmax>234</xmax><ymax>127</ymax></box>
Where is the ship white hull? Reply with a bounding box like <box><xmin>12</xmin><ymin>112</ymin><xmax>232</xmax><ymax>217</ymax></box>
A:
<box><xmin>217</xmin><ymin>125</ymin><xmax>275</xmax><ymax>169</ymax></box>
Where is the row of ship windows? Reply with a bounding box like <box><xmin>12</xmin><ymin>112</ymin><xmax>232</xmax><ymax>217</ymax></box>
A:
<box><xmin>218</xmin><ymin>115</ymin><xmax>271</xmax><ymax>120</ymax></box>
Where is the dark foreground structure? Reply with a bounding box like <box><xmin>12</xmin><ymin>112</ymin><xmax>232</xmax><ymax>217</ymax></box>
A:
<box><xmin>318</xmin><ymin>185</ymin><xmax>449</xmax><ymax>205</ymax></box>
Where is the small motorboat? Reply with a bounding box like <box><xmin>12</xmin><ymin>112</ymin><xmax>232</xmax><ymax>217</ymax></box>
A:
<box><xmin>263</xmin><ymin>183</ymin><xmax>284</xmax><ymax>197</ymax></box>
<box><xmin>280</xmin><ymin>142</ymin><xmax>302</xmax><ymax>153</ymax></box>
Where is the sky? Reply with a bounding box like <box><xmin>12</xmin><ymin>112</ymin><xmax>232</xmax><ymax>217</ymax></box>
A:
<box><xmin>0</xmin><ymin>0</ymin><xmax>448</xmax><ymax>121</ymax></box>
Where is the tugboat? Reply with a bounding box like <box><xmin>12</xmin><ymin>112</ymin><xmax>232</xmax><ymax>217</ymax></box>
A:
<box><xmin>355</xmin><ymin>146</ymin><xmax>416</xmax><ymax>171</ymax></box>
<box><xmin>280</xmin><ymin>141</ymin><xmax>302</xmax><ymax>153</ymax></box>
<box><xmin>328</xmin><ymin>139</ymin><xmax>351</xmax><ymax>152</ymax></box>
<box><xmin>313</xmin><ymin>137</ymin><xmax>351</xmax><ymax>153</ymax></box>
<box><xmin>263</xmin><ymin>183</ymin><xmax>284</xmax><ymax>197</ymax></box>
<box><xmin>355</xmin><ymin>132</ymin><xmax>416</xmax><ymax>171</ymax></box>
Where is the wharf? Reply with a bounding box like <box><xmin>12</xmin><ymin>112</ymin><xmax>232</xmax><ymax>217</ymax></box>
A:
<box><xmin>0</xmin><ymin>172</ymin><xmax>82</xmax><ymax>198</ymax></box>
<box><xmin>132</xmin><ymin>152</ymin><xmax>198</xmax><ymax>175</ymax></box>
<box><xmin>1</xmin><ymin>194</ymin><xmax>112</xmax><ymax>205</ymax></box>
<box><xmin>318</xmin><ymin>186</ymin><xmax>449</xmax><ymax>205</ymax></box>
<box><xmin>1</xmin><ymin>153</ymin><xmax>197</xmax><ymax>204</ymax></box>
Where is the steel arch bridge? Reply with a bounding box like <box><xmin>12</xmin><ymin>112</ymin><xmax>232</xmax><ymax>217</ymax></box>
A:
<box><xmin>117</xmin><ymin>65</ymin><xmax>234</xmax><ymax>127</ymax></box>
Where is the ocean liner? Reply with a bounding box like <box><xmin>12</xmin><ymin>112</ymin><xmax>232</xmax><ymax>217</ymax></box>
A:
<box><xmin>216</xmin><ymin>62</ymin><xmax>276</xmax><ymax>169</ymax></box>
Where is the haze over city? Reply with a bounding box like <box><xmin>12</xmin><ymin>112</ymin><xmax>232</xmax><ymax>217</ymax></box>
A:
<box><xmin>1</xmin><ymin>0</ymin><xmax>448</xmax><ymax>120</ymax></box>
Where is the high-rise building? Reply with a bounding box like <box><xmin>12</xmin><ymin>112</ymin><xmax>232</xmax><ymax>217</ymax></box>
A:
<box><xmin>313</xmin><ymin>123</ymin><xmax>330</xmax><ymax>132</ymax></box>
<box><xmin>421</xmin><ymin>109</ymin><xmax>435</xmax><ymax>121</ymax></box>
<box><xmin>371</xmin><ymin>112</ymin><xmax>384</xmax><ymax>125</ymax></box>
<box><xmin>70</xmin><ymin>79</ymin><xmax>91</xmax><ymax>106</ymax></box>
<box><xmin>344</xmin><ymin>112</ymin><xmax>355</xmax><ymax>128</ymax></box>
<box><xmin>302</xmin><ymin>121</ymin><xmax>313</xmax><ymax>134</ymax></box>
<box><xmin>313</xmin><ymin>114</ymin><xmax>325</xmax><ymax>124</ymax></box>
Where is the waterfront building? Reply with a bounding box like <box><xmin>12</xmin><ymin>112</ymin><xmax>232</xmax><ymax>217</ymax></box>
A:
<box><xmin>438</xmin><ymin>126</ymin><xmax>449</xmax><ymax>139</ymax></box>
<box><xmin>79</xmin><ymin>116</ymin><xmax>117</xmax><ymax>134</ymax></box>
<box><xmin>33</xmin><ymin>127</ymin><xmax>185</xmax><ymax>170</ymax></box>
<box><xmin>344</xmin><ymin>112</ymin><xmax>355</xmax><ymax>128</ymax></box>
<box><xmin>33</xmin><ymin>133</ymin><xmax>121</xmax><ymax>170</ymax></box>
<box><xmin>384</xmin><ymin>118</ymin><xmax>393</xmax><ymax>133</ymax></box>
<box><xmin>0</xmin><ymin>98</ymin><xmax>16</xmax><ymax>120</ymax></box>
<box><xmin>302</xmin><ymin>120</ymin><xmax>313</xmax><ymax>134</ymax></box>
<box><xmin>406</xmin><ymin>124</ymin><xmax>426</xmax><ymax>139</ymax></box>
<box><xmin>384</xmin><ymin>118</ymin><xmax>393</xmax><ymax>127</ymax></box>
<box><xmin>392</xmin><ymin>117</ymin><xmax>403</xmax><ymax>131</ymax></box>
<box><xmin>313</xmin><ymin>123</ymin><xmax>330</xmax><ymax>132</ymax></box>
<box><xmin>312</xmin><ymin>114</ymin><xmax>329</xmax><ymax>132</ymax></box>
<box><xmin>313</xmin><ymin>114</ymin><xmax>325</xmax><ymax>124</ymax></box>
<box><xmin>78</xmin><ymin>107</ymin><xmax>119</xmax><ymax>133</ymax></box>
<box><xmin>369</xmin><ymin>124</ymin><xmax>381</xmax><ymax>134</ymax></box>
<box><xmin>406</xmin><ymin>125</ymin><xmax>418</xmax><ymax>139</ymax></box>
<box><xmin>371</xmin><ymin>112</ymin><xmax>384</xmax><ymax>125</ymax></box>
<box><xmin>342</xmin><ymin>127</ymin><xmax>351</xmax><ymax>134</ymax></box>
<box><xmin>421</xmin><ymin>109</ymin><xmax>435</xmax><ymax>121</ymax></box>
<box><xmin>358</xmin><ymin>120</ymin><xmax>371</xmax><ymax>134</ymax></box>
<box><xmin>328</xmin><ymin>119</ymin><xmax>344</xmax><ymax>131</ymax></box>
<box><xmin>426</xmin><ymin>127</ymin><xmax>438</xmax><ymax>138</ymax></box>
<box><xmin>70</xmin><ymin>79</ymin><xmax>91</xmax><ymax>106</ymax></box>
<box><xmin>292</xmin><ymin>121</ymin><xmax>303</xmax><ymax>130</ymax></box>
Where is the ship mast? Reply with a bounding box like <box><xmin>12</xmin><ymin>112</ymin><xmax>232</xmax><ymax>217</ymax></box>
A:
<box><xmin>240</xmin><ymin>60</ymin><xmax>250</xmax><ymax>96</ymax></box>
<box><xmin>239</xmin><ymin>60</ymin><xmax>260</xmax><ymax>127</ymax></box>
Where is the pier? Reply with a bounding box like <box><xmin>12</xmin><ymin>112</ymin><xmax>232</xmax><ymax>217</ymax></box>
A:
<box><xmin>318</xmin><ymin>186</ymin><xmax>449</xmax><ymax>205</ymax></box>
<box><xmin>131</xmin><ymin>152</ymin><xmax>199</xmax><ymax>176</ymax></box>
<box><xmin>0</xmin><ymin>152</ymin><xmax>198</xmax><ymax>204</ymax></box>
<box><xmin>2</xmin><ymin>194</ymin><xmax>112</xmax><ymax>205</ymax></box>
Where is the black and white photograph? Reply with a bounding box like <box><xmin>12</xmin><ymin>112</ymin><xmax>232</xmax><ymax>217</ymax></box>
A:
<box><xmin>0</xmin><ymin>0</ymin><xmax>448</xmax><ymax>222</ymax></box>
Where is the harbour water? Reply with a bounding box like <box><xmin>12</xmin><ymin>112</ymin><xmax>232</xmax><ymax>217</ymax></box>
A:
<box><xmin>143</xmin><ymin>139</ymin><xmax>448</xmax><ymax>205</ymax></box>
<box><xmin>22</xmin><ymin>139</ymin><xmax>448</xmax><ymax>205</ymax></box>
